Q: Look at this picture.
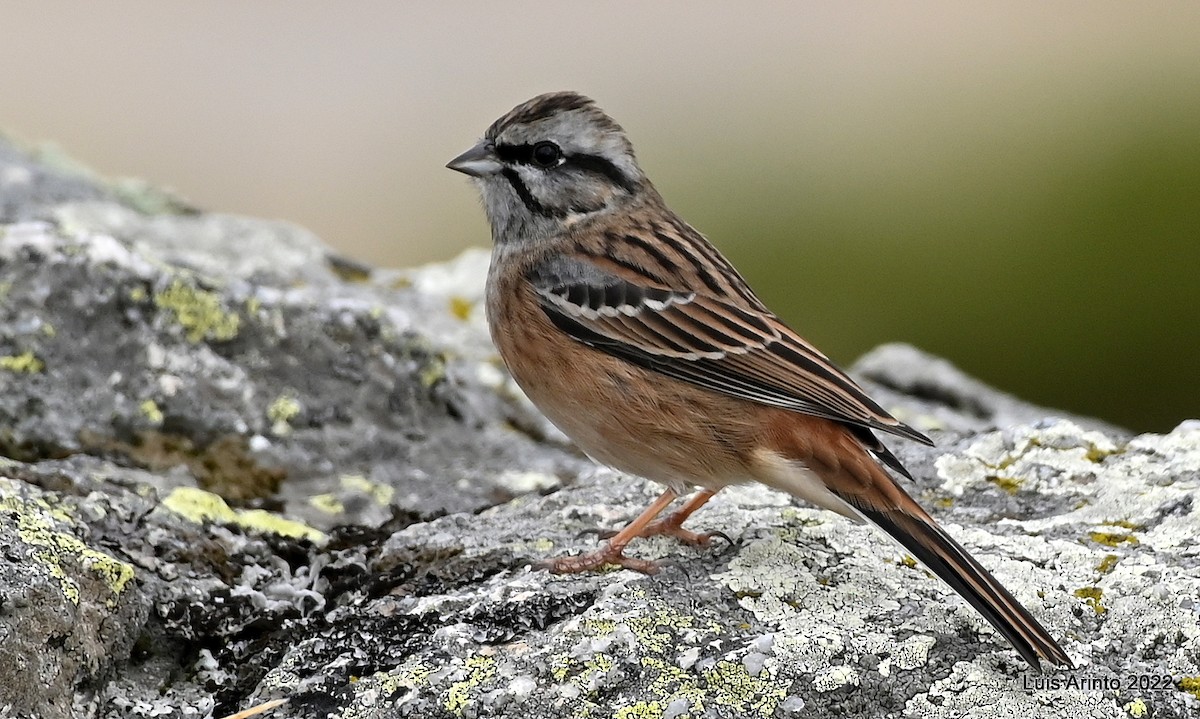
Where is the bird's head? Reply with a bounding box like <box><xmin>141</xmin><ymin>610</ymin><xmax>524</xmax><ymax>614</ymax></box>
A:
<box><xmin>447</xmin><ymin>91</ymin><xmax>647</xmax><ymax>245</ymax></box>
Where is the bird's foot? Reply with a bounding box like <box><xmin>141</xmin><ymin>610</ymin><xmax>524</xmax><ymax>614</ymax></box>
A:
<box><xmin>534</xmin><ymin>543</ymin><xmax>661</xmax><ymax>575</ymax></box>
<box><xmin>598</xmin><ymin>517</ymin><xmax>732</xmax><ymax>548</ymax></box>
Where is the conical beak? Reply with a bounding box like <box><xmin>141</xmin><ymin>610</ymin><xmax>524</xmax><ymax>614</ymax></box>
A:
<box><xmin>446</xmin><ymin>140</ymin><xmax>502</xmax><ymax>177</ymax></box>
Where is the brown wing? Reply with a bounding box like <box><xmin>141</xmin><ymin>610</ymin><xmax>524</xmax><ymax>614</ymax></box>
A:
<box><xmin>528</xmin><ymin>252</ymin><xmax>932</xmax><ymax>447</ymax></box>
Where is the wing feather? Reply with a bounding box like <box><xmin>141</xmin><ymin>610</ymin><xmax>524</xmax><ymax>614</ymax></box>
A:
<box><xmin>529</xmin><ymin>254</ymin><xmax>931</xmax><ymax>445</ymax></box>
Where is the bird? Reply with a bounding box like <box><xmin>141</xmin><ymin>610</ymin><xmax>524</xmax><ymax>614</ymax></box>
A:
<box><xmin>446</xmin><ymin>91</ymin><xmax>1072</xmax><ymax>669</ymax></box>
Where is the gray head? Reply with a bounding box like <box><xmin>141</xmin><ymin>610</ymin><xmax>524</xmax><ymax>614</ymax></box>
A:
<box><xmin>447</xmin><ymin>92</ymin><xmax>648</xmax><ymax>244</ymax></box>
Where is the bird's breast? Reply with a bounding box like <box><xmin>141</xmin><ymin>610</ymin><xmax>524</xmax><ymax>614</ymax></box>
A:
<box><xmin>486</xmin><ymin>274</ymin><xmax>757</xmax><ymax>491</ymax></box>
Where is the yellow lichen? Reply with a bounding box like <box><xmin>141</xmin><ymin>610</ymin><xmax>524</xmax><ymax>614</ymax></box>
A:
<box><xmin>308</xmin><ymin>494</ymin><xmax>345</xmax><ymax>515</ymax></box>
<box><xmin>1123</xmin><ymin>698</ymin><xmax>1148</xmax><ymax>717</ymax></box>
<box><xmin>550</xmin><ymin>654</ymin><xmax>572</xmax><ymax>682</ymax></box>
<box><xmin>140</xmin><ymin>399</ymin><xmax>164</xmax><ymax>424</ymax></box>
<box><xmin>529</xmin><ymin>537</ymin><xmax>555</xmax><ymax>552</ymax></box>
<box><xmin>419</xmin><ymin>355</ymin><xmax>447</xmax><ymax>388</ymax></box>
<box><xmin>374</xmin><ymin>658</ymin><xmax>433</xmax><ymax>696</ymax></box>
<box><xmin>640</xmin><ymin>656</ymin><xmax>704</xmax><ymax>713</ymax></box>
<box><xmin>584</xmin><ymin>618</ymin><xmax>617</xmax><ymax>636</ymax></box>
<box><xmin>3</xmin><ymin>491</ymin><xmax>135</xmax><ymax>607</ymax></box>
<box><xmin>1074</xmin><ymin>586</ymin><xmax>1107</xmax><ymax>614</ymax></box>
<box><xmin>0</xmin><ymin>350</ymin><xmax>45</xmax><ymax>373</ymax></box>
<box><xmin>1086</xmin><ymin>446</ymin><xmax>1114</xmax><ymax>462</ymax></box>
<box><xmin>986</xmin><ymin>475</ymin><xmax>1023</xmax><ymax>495</ymax></box>
<box><xmin>267</xmin><ymin>394</ymin><xmax>301</xmax><ymax>435</ymax></box>
<box><xmin>163</xmin><ymin>486</ymin><xmax>325</xmax><ymax>542</ymax></box>
<box><xmin>267</xmin><ymin>394</ymin><xmax>300</xmax><ymax>424</ymax></box>
<box><xmin>341</xmin><ymin>474</ymin><xmax>394</xmax><ymax>505</ymax></box>
<box><xmin>1180</xmin><ymin>676</ymin><xmax>1200</xmax><ymax>699</ymax></box>
<box><xmin>563</xmin><ymin>600</ymin><xmax>786</xmax><ymax>717</ymax></box>
<box><xmin>449</xmin><ymin>296</ymin><xmax>473</xmax><ymax>321</ymax></box>
<box><xmin>1089</xmin><ymin>531</ymin><xmax>1139</xmax><ymax>547</ymax></box>
<box><xmin>444</xmin><ymin>655</ymin><xmax>496</xmax><ymax>715</ymax></box>
<box><xmin>703</xmin><ymin>660</ymin><xmax>788</xmax><ymax>715</ymax></box>
<box><xmin>614</xmin><ymin>701</ymin><xmax>664</xmax><ymax>719</ymax></box>
<box><xmin>1095</xmin><ymin>554</ymin><xmax>1120</xmax><ymax>574</ymax></box>
<box><xmin>154</xmin><ymin>278</ymin><xmax>240</xmax><ymax>343</ymax></box>
<box><xmin>238</xmin><ymin>509</ymin><xmax>325</xmax><ymax>541</ymax></box>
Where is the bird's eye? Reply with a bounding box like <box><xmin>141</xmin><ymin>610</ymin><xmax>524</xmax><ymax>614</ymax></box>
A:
<box><xmin>531</xmin><ymin>141</ymin><xmax>562</xmax><ymax>167</ymax></box>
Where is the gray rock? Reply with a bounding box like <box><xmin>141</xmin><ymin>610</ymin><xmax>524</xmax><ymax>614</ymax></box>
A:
<box><xmin>1</xmin><ymin>136</ymin><xmax>1197</xmax><ymax>719</ymax></box>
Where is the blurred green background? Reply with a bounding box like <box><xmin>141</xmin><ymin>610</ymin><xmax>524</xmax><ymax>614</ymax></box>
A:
<box><xmin>2</xmin><ymin>2</ymin><xmax>1196</xmax><ymax>432</ymax></box>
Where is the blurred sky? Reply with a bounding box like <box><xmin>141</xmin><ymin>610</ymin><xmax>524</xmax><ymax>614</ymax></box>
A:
<box><xmin>2</xmin><ymin>2</ymin><xmax>1197</xmax><ymax>432</ymax></box>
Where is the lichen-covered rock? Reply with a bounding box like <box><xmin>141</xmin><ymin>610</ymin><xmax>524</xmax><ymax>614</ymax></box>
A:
<box><xmin>1</xmin><ymin>136</ymin><xmax>1197</xmax><ymax>719</ymax></box>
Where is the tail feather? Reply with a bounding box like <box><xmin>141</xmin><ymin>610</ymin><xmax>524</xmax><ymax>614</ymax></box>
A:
<box><xmin>846</xmin><ymin>424</ymin><xmax>913</xmax><ymax>480</ymax></box>
<box><xmin>762</xmin><ymin>413</ymin><xmax>1072</xmax><ymax>669</ymax></box>
<box><xmin>851</xmin><ymin>499</ymin><xmax>1073</xmax><ymax>669</ymax></box>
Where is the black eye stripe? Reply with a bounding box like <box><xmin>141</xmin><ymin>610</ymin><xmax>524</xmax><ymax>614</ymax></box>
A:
<box><xmin>494</xmin><ymin>143</ymin><xmax>638</xmax><ymax>193</ymax></box>
<box><xmin>568</xmin><ymin>153</ymin><xmax>639</xmax><ymax>194</ymax></box>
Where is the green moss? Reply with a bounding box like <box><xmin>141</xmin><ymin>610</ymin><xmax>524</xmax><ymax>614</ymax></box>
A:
<box><xmin>1</xmin><ymin>350</ymin><xmax>45</xmax><ymax>373</ymax></box>
<box><xmin>154</xmin><ymin>278</ymin><xmax>240</xmax><ymax>343</ymax></box>
<box><xmin>1073</xmin><ymin>586</ymin><xmax>1106</xmax><ymax>614</ymax></box>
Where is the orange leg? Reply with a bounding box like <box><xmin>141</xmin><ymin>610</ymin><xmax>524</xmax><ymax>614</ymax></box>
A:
<box><xmin>538</xmin><ymin>489</ymin><xmax>680</xmax><ymax>574</ymax></box>
<box><xmin>628</xmin><ymin>489</ymin><xmax>726</xmax><ymax>546</ymax></box>
<box><xmin>599</xmin><ymin>488</ymin><xmax>727</xmax><ymax>546</ymax></box>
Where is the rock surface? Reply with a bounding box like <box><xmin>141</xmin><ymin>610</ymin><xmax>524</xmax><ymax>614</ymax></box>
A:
<box><xmin>1</xmin><ymin>136</ymin><xmax>1197</xmax><ymax>719</ymax></box>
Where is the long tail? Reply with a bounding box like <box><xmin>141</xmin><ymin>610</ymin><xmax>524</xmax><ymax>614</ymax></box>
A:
<box><xmin>851</xmin><ymin>499</ymin><xmax>1073</xmax><ymax>669</ymax></box>
<box><xmin>760</xmin><ymin>414</ymin><xmax>1073</xmax><ymax>669</ymax></box>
